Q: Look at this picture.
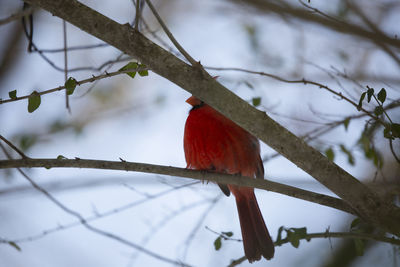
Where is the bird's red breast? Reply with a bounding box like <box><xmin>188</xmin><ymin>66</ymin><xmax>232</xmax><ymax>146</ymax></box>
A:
<box><xmin>184</xmin><ymin>96</ymin><xmax>264</xmax><ymax>180</ymax></box>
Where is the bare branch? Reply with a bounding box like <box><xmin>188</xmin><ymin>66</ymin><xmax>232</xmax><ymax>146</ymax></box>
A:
<box><xmin>143</xmin><ymin>0</ymin><xmax>198</xmax><ymax>66</ymax></box>
<box><xmin>232</xmin><ymin>0</ymin><xmax>400</xmax><ymax>49</ymax></box>
<box><xmin>0</xmin><ymin>6</ymin><xmax>34</xmax><ymax>26</ymax></box>
<box><xmin>182</xmin><ymin>195</ymin><xmax>222</xmax><ymax>260</ymax></box>
<box><xmin>228</xmin><ymin>230</ymin><xmax>400</xmax><ymax>266</ymax></box>
<box><xmin>344</xmin><ymin>0</ymin><xmax>400</xmax><ymax>68</ymax></box>
<box><xmin>63</xmin><ymin>20</ymin><xmax>70</xmax><ymax>112</ymax></box>
<box><xmin>0</xmin><ymin>157</ymin><xmax>356</xmax><ymax>215</ymax></box>
<box><xmin>134</xmin><ymin>0</ymin><xmax>140</xmax><ymax>30</ymax></box>
<box><xmin>0</xmin><ymin>135</ymin><xmax>29</xmax><ymax>159</ymax></box>
<box><xmin>205</xmin><ymin>66</ymin><xmax>383</xmax><ymax>124</ymax></box>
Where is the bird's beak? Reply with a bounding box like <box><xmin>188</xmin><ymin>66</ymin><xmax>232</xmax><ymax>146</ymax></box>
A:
<box><xmin>186</xmin><ymin>96</ymin><xmax>202</xmax><ymax>107</ymax></box>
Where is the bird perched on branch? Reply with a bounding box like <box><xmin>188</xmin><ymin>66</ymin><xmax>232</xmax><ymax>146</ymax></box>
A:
<box><xmin>183</xmin><ymin>95</ymin><xmax>274</xmax><ymax>262</ymax></box>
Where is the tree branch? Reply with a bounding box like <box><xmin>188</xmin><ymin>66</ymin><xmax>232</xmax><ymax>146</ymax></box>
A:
<box><xmin>0</xmin><ymin>67</ymin><xmax>148</xmax><ymax>104</ymax></box>
<box><xmin>228</xmin><ymin>230</ymin><xmax>400</xmax><ymax>267</ymax></box>
<box><xmin>232</xmin><ymin>0</ymin><xmax>400</xmax><ymax>49</ymax></box>
<box><xmin>0</xmin><ymin>135</ymin><xmax>29</xmax><ymax>158</ymax></box>
<box><xmin>205</xmin><ymin>66</ymin><xmax>382</xmax><ymax>123</ymax></box>
<box><xmin>20</xmin><ymin>0</ymin><xmax>400</xmax><ymax>235</ymax></box>
<box><xmin>0</xmin><ymin>158</ymin><xmax>355</xmax><ymax>215</ymax></box>
<box><xmin>144</xmin><ymin>0</ymin><xmax>198</xmax><ymax>66</ymax></box>
<box><xmin>0</xmin><ymin>6</ymin><xmax>34</xmax><ymax>26</ymax></box>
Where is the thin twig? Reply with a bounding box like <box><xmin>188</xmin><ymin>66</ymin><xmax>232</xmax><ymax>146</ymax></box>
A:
<box><xmin>143</xmin><ymin>0</ymin><xmax>198</xmax><ymax>66</ymax></box>
<box><xmin>228</xmin><ymin>230</ymin><xmax>400</xmax><ymax>266</ymax></box>
<box><xmin>205</xmin><ymin>66</ymin><xmax>384</xmax><ymax>124</ymax></box>
<box><xmin>182</xmin><ymin>195</ymin><xmax>222</xmax><ymax>260</ymax></box>
<box><xmin>0</xmin><ymin>67</ymin><xmax>149</xmax><ymax>104</ymax></box>
<box><xmin>0</xmin><ymin>6</ymin><xmax>34</xmax><ymax>26</ymax></box>
<box><xmin>35</xmin><ymin>43</ymin><xmax>109</xmax><ymax>53</ymax></box>
<box><xmin>128</xmin><ymin>197</ymin><xmax>209</xmax><ymax>266</ymax></box>
<box><xmin>79</xmin><ymin>51</ymin><xmax>128</xmax><ymax>97</ymax></box>
<box><xmin>232</xmin><ymin>0</ymin><xmax>400</xmax><ymax>49</ymax></box>
<box><xmin>389</xmin><ymin>139</ymin><xmax>400</xmax><ymax>164</ymax></box>
<box><xmin>2</xmin><ymin>181</ymin><xmax>199</xmax><ymax>244</ymax></box>
<box><xmin>0</xmin><ymin>135</ymin><xmax>29</xmax><ymax>159</ymax></box>
<box><xmin>63</xmin><ymin>20</ymin><xmax>70</xmax><ymax>112</ymax></box>
<box><xmin>134</xmin><ymin>0</ymin><xmax>140</xmax><ymax>30</ymax></box>
<box><xmin>205</xmin><ymin>226</ymin><xmax>242</xmax><ymax>242</ymax></box>
<box><xmin>276</xmin><ymin>231</ymin><xmax>400</xmax><ymax>246</ymax></box>
<box><xmin>345</xmin><ymin>0</ymin><xmax>400</xmax><ymax>68</ymax></box>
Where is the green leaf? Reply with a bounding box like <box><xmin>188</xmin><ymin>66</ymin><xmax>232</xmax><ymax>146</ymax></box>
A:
<box><xmin>291</xmin><ymin>227</ymin><xmax>307</xmax><ymax>238</ymax></box>
<box><xmin>8</xmin><ymin>90</ymin><xmax>17</xmax><ymax>99</ymax></box>
<box><xmin>354</xmin><ymin>239</ymin><xmax>365</xmax><ymax>256</ymax></box>
<box><xmin>357</xmin><ymin>92</ymin><xmax>366</xmax><ymax>111</ymax></box>
<box><xmin>138</xmin><ymin>64</ymin><xmax>148</xmax><ymax>76</ymax></box>
<box><xmin>252</xmin><ymin>97</ymin><xmax>261</xmax><ymax>107</ymax></box>
<box><xmin>287</xmin><ymin>231</ymin><xmax>300</xmax><ymax>248</ymax></box>
<box><xmin>365</xmin><ymin>148</ymin><xmax>374</xmax><ymax>159</ymax></box>
<box><xmin>366</xmin><ymin>87</ymin><xmax>374</xmax><ymax>103</ymax></box>
<box><xmin>392</xmin><ymin>123</ymin><xmax>400</xmax><ymax>138</ymax></box>
<box><xmin>343</xmin><ymin>117</ymin><xmax>350</xmax><ymax>131</ymax></box>
<box><xmin>374</xmin><ymin>106</ymin><xmax>383</xmax><ymax>116</ymax></box>
<box><xmin>8</xmin><ymin>241</ymin><xmax>21</xmax><ymax>251</ymax></box>
<box><xmin>57</xmin><ymin>155</ymin><xmax>67</xmax><ymax>160</ymax></box>
<box><xmin>119</xmin><ymin>62</ymin><xmax>139</xmax><ymax>78</ymax></box>
<box><xmin>377</xmin><ymin>88</ymin><xmax>386</xmax><ymax>104</ymax></box>
<box><xmin>383</xmin><ymin>127</ymin><xmax>393</xmax><ymax>139</ymax></box>
<box><xmin>222</xmin><ymin>231</ymin><xmax>233</xmax><ymax>237</ymax></box>
<box><xmin>65</xmin><ymin>77</ymin><xmax>77</xmax><ymax>95</ymax></box>
<box><xmin>325</xmin><ymin>147</ymin><xmax>335</xmax><ymax>161</ymax></box>
<box><xmin>28</xmin><ymin>91</ymin><xmax>41</xmax><ymax>113</ymax></box>
<box><xmin>340</xmin><ymin>144</ymin><xmax>355</xmax><ymax>165</ymax></box>
<box><xmin>350</xmin><ymin>218</ymin><xmax>360</xmax><ymax>230</ymax></box>
<box><xmin>359</xmin><ymin>133</ymin><xmax>370</xmax><ymax>153</ymax></box>
<box><xmin>214</xmin><ymin>236</ymin><xmax>222</xmax><ymax>250</ymax></box>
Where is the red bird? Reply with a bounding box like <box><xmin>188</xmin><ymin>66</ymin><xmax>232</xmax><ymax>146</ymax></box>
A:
<box><xmin>183</xmin><ymin>96</ymin><xmax>274</xmax><ymax>262</ymax></box>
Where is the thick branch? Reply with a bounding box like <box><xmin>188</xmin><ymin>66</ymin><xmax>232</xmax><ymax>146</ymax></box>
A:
<box><xmin>0</xmin><ymin>158</ymin><xmax>355</xmax><ymax>215</ymax></box>
<box><xmin>21</xmin><ymin>0</ymin><xmax>400</xmax><ymax>235</ymax></box>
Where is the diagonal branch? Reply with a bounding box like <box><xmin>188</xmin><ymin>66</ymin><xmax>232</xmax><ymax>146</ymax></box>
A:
<box><xmin>20</xmin><ymin>0</ymin><xmax>400</xmax><ymax>235</ymax></box>
<box><xmin>143</xmin><ymin>0</ymin><xmax>198</xmax><ymax>66</ymax></box>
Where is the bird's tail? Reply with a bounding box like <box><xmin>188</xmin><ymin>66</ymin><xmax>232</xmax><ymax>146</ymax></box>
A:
<box><xmin>235</xmin><ymin>191</ymin><xmax>274</xmax><ymax>262</ymax></box>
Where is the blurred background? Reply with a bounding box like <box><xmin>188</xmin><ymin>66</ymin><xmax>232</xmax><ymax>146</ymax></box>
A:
<box><xmin>0</xmin><ymin>0</ymin><xmax>399</xmax><ymax>266</ymax></box>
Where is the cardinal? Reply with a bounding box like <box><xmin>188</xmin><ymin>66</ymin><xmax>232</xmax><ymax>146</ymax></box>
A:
<box><xmin>183</xmin><ymin>96</ymin><xmax>275</xmax><ymax>262</ymax></box>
